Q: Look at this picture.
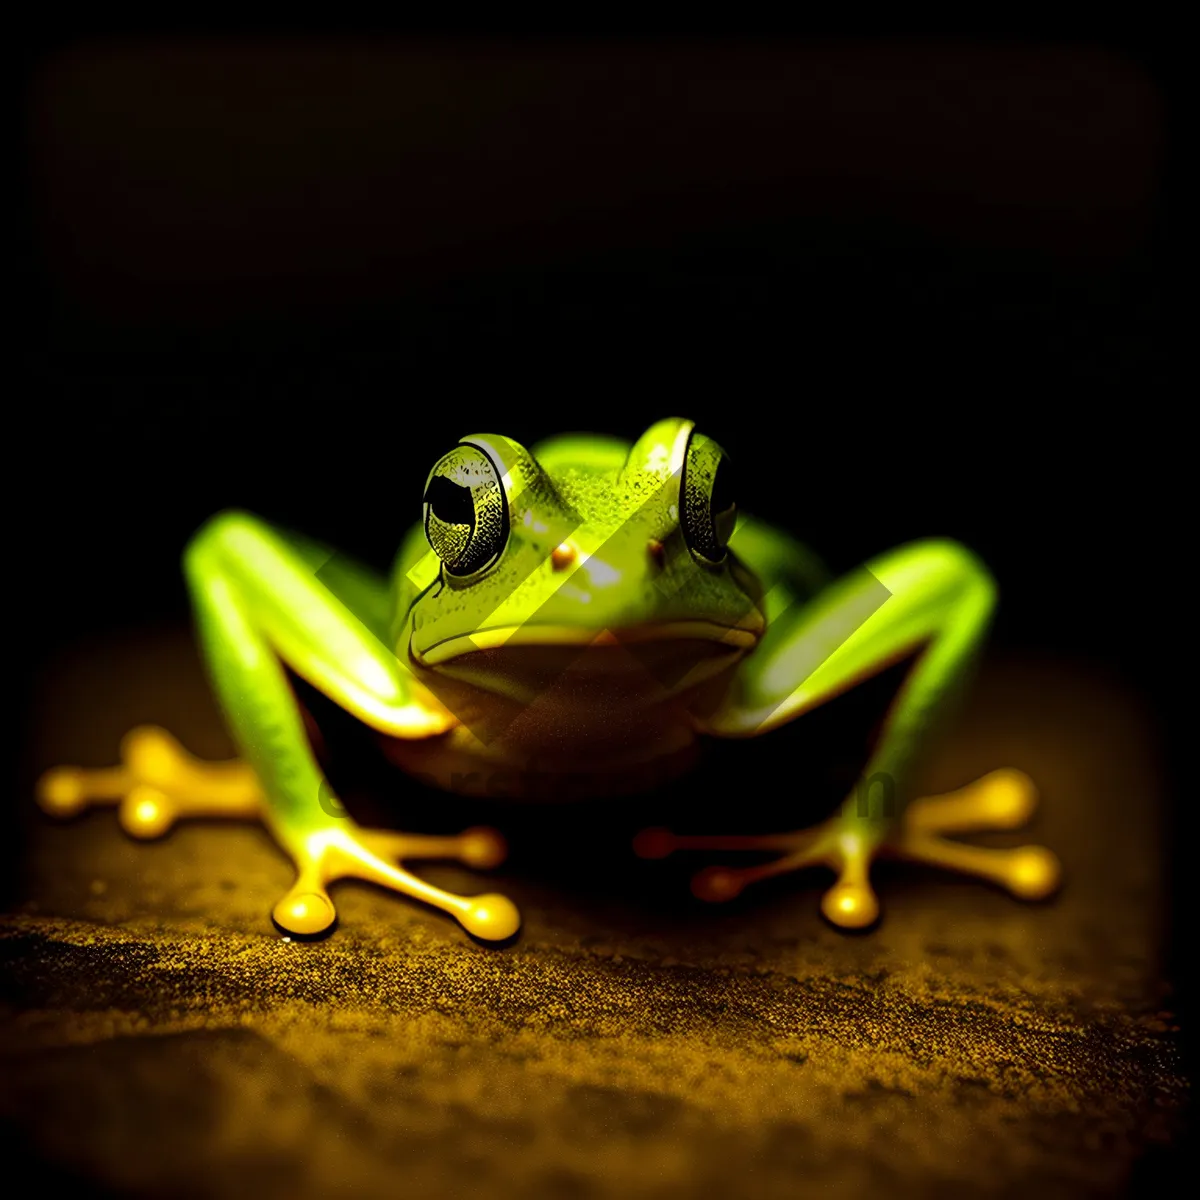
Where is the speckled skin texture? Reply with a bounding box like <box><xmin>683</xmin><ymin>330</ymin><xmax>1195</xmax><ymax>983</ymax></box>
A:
<box><xmin>3</xmin><ymin>628</ymin><xmax>1186</xmax><ymax>1198</ymax></box>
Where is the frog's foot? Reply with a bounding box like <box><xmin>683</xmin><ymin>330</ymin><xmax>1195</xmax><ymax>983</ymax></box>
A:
<box><xmin>36</xmin><ymin>726</ymin><xmax>262</xmax><ymax>838</ymax></box>
<box><xmin>273</xmin><ymin>825</ymin><xmax>519</xmax><ymax>943</ymax></box>
<box><xmin>38</xmin><ymin>727</ymin><xmax>518</xmax><ymax>942</ymax></box>
<box><xmin>634</xmin><ymin>768</ymin><xmax>1060</xmax><ymax>930</ymax></box>
<box><xmin>634</xmin><ymin>819</ymin><xmax>881</xmax><ymax>928</ymax></box>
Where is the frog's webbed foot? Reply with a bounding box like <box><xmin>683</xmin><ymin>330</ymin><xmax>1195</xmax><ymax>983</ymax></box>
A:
<box><xmin>634</xmin><ymin>769</ymin><xmax>1061</xmax><ymax>930</ymax></box>
<box><xmin>37</xmin><ymin>726</ymin><xmax>262</xmax><ymax>837</ymax></box>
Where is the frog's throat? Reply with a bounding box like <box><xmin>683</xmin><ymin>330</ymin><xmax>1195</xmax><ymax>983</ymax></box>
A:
<box><xmin>411</xmin><ymin>620</ymin><xmax>760</xmax><ymax>667</ymax></box>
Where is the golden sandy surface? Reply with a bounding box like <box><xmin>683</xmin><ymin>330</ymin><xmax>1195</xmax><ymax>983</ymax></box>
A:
<box><xmin>1</xmin><ymin>630</ymin><xmax>1186</xmax><ymax>1198</ymax></box>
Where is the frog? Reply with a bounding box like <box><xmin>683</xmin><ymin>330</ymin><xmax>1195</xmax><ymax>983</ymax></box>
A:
<box><xmin>37</xmin><ymin>417</ymin><xmax>1060</xmax><ymax>941</ymax></box>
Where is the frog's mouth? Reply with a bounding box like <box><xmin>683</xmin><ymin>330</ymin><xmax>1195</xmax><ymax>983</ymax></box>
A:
<box><xmin>411</xmin><ymin>619</ymin><xmax>760</xmax><ymax>670</ymax></box>
<box><xmin>409</xmin><ymin>620</ymin><xmax>759</xmax><ymax>706</ymax></box>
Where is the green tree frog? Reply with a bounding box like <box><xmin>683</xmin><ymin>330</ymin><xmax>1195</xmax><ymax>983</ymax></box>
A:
<box><xmin>38</xmin><ymin>418</ymin><xmax>1060</xmax><ymax>941</ymax></box>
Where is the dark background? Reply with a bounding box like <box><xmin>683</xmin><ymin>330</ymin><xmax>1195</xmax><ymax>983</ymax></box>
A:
<box><xmin>15</xmin><ymin>28</ymin><xmax>1182</xmax><ymax>1020</ymax></box>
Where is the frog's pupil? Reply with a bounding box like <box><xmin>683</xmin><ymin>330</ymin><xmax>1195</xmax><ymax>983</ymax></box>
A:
<box><xmin>425</xmin><ymin>475</ymin><xmax>475</xmax><ymax>529</ymax></box>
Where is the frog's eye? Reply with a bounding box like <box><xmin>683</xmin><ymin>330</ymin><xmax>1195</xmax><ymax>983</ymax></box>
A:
<box><xmin>423</xmin><ymin>443</ymin><xmax>509</xmax><ymax>577</ymax></box>
<box><xmin>680</xmin><ymin>431</ymin><xmax>737</xmax><ymax>566</ymax></box>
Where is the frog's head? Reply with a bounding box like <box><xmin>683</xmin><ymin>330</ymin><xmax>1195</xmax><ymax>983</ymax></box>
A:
<box><xmin>403</xmin><ymin>418</ymin><xmax>764</xmax><ymax>705</ymax></box>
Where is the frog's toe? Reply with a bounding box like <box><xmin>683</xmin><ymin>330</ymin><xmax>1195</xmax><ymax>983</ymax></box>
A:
<box><xmin>641</xmin><ymin>824</ymin><xmax>841</xmax><ymax>911</ymax></box>
<box><xmin>819</xmin><ymin>878</ymin><xmax>880</xmax><ymax>929</ymax></box>
<box><xmin>37</xmin><ymin>767</ymin><xmax>91</xmax><ymax>817</ymax></box>
<box><xmin>905</xmin><ymin>768</ymin><xmax>1039</xmax><ymax>835</ymax></box>
<box><xmin>459</xmin><ymin>894</ymin><xmax>521</xmax><ymax>941</ymax></box>
<box><xmin>895</xmin><ymin>834</ymin><xmax>1062</xmax><ymax>901</ymax></box>
<box><xmin>357</xmin><ymin>825</ymin><xmax>508</xmax><ymax>870</ymax></box>
<box><xmin>1004</xmin><ymin>846</ymin><xmax>1062</xmax><ymax>899</ymax></box>
<box><xmin>273</xmin><ymin>886</ymin><xmax>338</xmax><ymax>937</ymax></box>
<box><xmin>457</xmin><ymin>828</ymin><xmax>508</xmax><ymax>870</ymax></box>
<box><xmin>690</xmin><ymin>865</ymin><xmax>747</xmax><ymax>902</ymax></box>
<box><xmin>118</xmin><ymin>785</ymin><xmax>177</xmax><ymax>838</ymax></box>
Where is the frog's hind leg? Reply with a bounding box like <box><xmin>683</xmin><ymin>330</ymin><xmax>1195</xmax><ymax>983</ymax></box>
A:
<box><xmin>37</xmin><ymin>726</ymin><xmax>262</xmax><ymax>838</ymax></box>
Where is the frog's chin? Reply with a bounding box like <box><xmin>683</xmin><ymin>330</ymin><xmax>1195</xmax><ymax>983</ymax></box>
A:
<box><xmin>411</xmin><ymin>620</ymin><xmax>759</xmax><ymax>670</ymax></box>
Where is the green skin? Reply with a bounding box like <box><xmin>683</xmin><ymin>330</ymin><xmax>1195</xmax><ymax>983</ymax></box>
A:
<box><xmin>176</xmin><ymin>416</ymin><xmax>1008</xmax><ymax>938</ymax></box>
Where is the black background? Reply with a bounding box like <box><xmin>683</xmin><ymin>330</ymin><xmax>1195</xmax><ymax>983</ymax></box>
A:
<box><xmin>15</xmin><ymin>26</ymin><xmax>1183</xmax><ymax>1025</ymax></box>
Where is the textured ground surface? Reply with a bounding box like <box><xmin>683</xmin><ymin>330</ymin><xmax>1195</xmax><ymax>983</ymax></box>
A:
<box><xmin>2</xmin><ymin>629</ymin><xmax>1187</xmax><ymax>1199</ymax></box>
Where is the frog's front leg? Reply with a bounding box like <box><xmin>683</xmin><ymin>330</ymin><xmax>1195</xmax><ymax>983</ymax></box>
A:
<box><xmin>38</xmin><ymin>512</ymin><xmax>519</xmax><ymax>943</ymax></box>
<box><xmin>636</xmin><ymin>539</ymin><xmax>1060</xmax><ymax>928</ymax></box>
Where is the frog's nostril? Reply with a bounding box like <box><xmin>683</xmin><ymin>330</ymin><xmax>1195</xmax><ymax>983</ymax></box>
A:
<box><xmin>647</xmin><ymin>538</ymin><xmax>665</xmax><ymax>567</ymax></box>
